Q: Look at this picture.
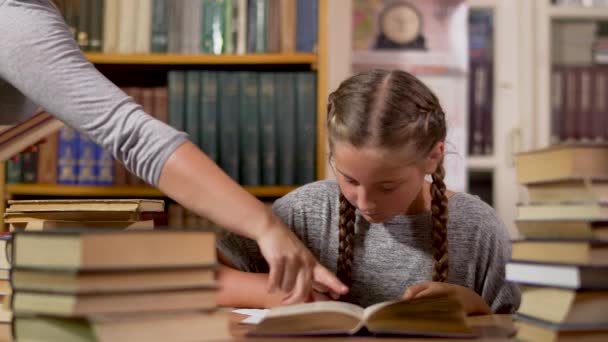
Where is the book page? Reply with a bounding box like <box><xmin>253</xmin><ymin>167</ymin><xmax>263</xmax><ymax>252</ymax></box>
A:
<box><xmin>362</xmin><ymin>299</ymin><xmax>402</xmax><ymax>322</ymax></box>
<box><xmin>265</xmin><ymin>301</ymin><xmax>365</xmax><ymax>321</ymax></box>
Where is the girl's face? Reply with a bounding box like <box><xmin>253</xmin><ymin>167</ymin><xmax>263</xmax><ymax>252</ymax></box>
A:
<box><xmin>332</xmin><ymin>143</ymin><xmax>437</xmax><ymax>223</ymax></box>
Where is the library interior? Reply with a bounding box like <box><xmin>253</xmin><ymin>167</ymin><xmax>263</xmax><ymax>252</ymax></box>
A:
<box><xmin>0</xmin><ymin>0</ymin><xmax>607</xmax><ymax>341</ymax></box>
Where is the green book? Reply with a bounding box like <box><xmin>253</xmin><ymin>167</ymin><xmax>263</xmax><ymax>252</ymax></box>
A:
<box><xmin>239</xmin><ymin>72</ymin><xmax>260</xmax><ymax>186</ymax></box>
<box><xmin>185</xmin><ymin>71</ymin><xmax>202</xmax><ymax>148</ymax></box>
<box><xmin>259</xmin><ymin>73</ymin><xmax>277</xmax><ymax>185</ymax></box>
<box><xmin>295</xmin><ymin>72</ymin><xmax>317</xmax><ymax>184</ymax></box>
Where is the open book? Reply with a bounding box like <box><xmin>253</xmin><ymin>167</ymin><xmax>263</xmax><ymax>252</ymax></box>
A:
<box><xmin>249</xmin><ymin>295</ymin><xmax>475</xmax><ymax>337</ymax></box>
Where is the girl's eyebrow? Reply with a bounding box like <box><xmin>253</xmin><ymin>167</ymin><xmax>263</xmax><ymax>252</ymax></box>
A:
<box><xmin>334</xmin><ymin>167</ymin><xmax>355</xmax><ymax>180</ymax></box>
<box><xmin>335</xmin><ymin>166</ymin><xmax>406</xmax><ymax>185</ymax></box>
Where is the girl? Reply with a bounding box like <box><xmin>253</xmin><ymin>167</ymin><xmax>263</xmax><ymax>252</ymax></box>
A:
<box><xmin>217</xmin><ymin>69</ymin><xmax>520</xmax><ymax>314</ymax></box>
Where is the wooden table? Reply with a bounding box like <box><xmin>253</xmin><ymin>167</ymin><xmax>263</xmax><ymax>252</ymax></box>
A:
<box><xmin>228</xmin><ymin>313</ymin><xmax>516</xmax><ymax>341</ymax></box>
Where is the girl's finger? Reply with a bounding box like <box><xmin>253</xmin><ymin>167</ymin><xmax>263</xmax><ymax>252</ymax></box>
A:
<box><xmin>279</xmin><ymin>256</ymin><xmax>299</xmax><ymax>294</ymax></box>
<box><xmin>281</xmin><ymin>266</ymin><xmax>311</xmax><ymax>305</ymax></box>
<box><xmin>267</xmin><ymin>256</ymin><xmax>285</xmax><ymax>294</ymax></box>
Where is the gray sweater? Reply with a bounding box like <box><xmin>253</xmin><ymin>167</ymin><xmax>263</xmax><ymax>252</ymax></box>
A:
<box><xmin>0</xmin><ymin>0</ymin><xmax>188</xmax><ymax>186</ymax></box>
<box><xmin>218</xmin><ymin>180</ymin><xmax>521</xmax><ymax>313</ymax></box>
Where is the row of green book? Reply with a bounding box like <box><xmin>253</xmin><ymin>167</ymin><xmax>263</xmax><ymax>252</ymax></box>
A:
<box><xmin>168</xmin><ymin>70</ymin><xmax>318</xmax><ymax>186</ymax></box>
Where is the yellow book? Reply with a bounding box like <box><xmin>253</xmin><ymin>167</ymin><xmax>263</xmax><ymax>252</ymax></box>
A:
<box><xmin>516</xmin><ymin>220</ymin><xmax>608</xmax><ymax>240</ymax></box>
<box><xmin>14</xmin><ymin>310</ymin><xmax>229</xmax><ymax>342</ymax></box>
<box><xmin>13</xmin><ymin>230</ymin><xmax>216</xmax><ymax>270</ymax></box>
<box><xmin>512</xmin><ymin>240</ymin><xmax>608</xmax><ymax>266</ymax></box>
<box><xmin>6</xmin><ymin>199</ymin><xmax>164</xmax><ymax>213</ymax></box>
<box><xmin>519</xmin><ymin>286</ymin><xmax>608</xmax><ymax>326</ymax></box>
<box><xmin>9</xmin><ymin>220</ymin><xmax>154</xmax><ymax>231</ymax></box>
<box><xmin>515</xmin><ymin>144</ymin><xmax>608</xmax><ymax>184</ymax></box>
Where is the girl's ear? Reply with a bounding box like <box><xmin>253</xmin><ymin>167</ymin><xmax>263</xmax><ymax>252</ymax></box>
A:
<box><xmin>423</xmin><ymin>142</ymin><xmax>445</xmax><ymax>174</ymax></box>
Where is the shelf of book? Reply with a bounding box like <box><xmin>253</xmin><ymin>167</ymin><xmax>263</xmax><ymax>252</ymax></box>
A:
<box><xmin>549</xmin><ymin>6</ymin><xmax>608</xmax><ymax>19</ymax></box>
<box><xmin>84</xmin><ymin>53</ymin><xmax>319</xmax><ymax>65</ymax></box>
<box><xmin>5</xmin><ymin>184</ymin><xmax>297</xmax><ymax>198</ymax></box>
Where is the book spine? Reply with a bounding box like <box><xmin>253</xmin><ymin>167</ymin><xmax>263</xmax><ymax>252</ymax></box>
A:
<box><xmin>224</xmin><ymin>0</ymin><xmax>234</xmax><ymax>54</ymax></box>
<box><xmin>579</xmin><ymin>66</ymin><xmax>593</xmax><ymax>142</ymax></box>
<box><xmin>167</xmin><ymin>0</ymin><xmax>182</xmax><ymax>53</ymax></box>
<box><xmin>239</xmin><ymin>72</ymin><xmax>261</xmax><ymax>186</ymax></box>
<box><xmin>255</xmin><ymin>0</ymin><xmax>267</xmax><ymax>52</ymax></box>
<box><xmin>6</xmin><ymin>155</ymin><xmax>22</xmax><ymax>184</ymax></box>
<box><xmin>235</xmin><ymin>0</ymin><xmax>247</xmax><ymax>54</ymax></box>
<box><xmin>185</xmin><ymin>71</ymin><xmax>202</xmax><ymax>148</ymax></box>
<box><xmin>151</xmin><ymin>0</ymin><xmax>169</xmax><ymax>52</ymax></box>
<box><xmin>266</xmin><ymin>0</ymin><xmax>280</xmax><ymax>53</ymax></box>
<box><xmin>88</xmin><ymin>0</ymin><xmax>104</xmax><ymax>52</ymax></box>
<box><xmin>593</xmin><ymin>67</ymin><xmax>607</xmax><ymax>142</ymax></box>
<box><xmin>219</xmin><ymin>72</ymin><xmax>240</xmax><ymax>181</ymax></box>
<box><xmin>154</xmin><ymin>86</ymin><xmax>169</xmax><ymax>123</ymax></box>
<box><xmin>550</xmin><ymin>65</ymin><xmax>565</xmax><ymax>144</ymax></box>
<box><xmin>295</xmin><ymin>72</ymin><xmax>317</xmax><ymax>184</ymax></box>
<box><xmin>77</xmin><ymin>133</ymin><xmax>98</xmax><ymax>185</ymax></box>
<box><xmin>279</xmin><ymin>0</ymin><xmax>296</xmax><ymax>53</ymax></box>
<box><xmin>468</xmin><ymin>60</ymin><xmax>485</xmax><ymax>155</ymax></box>
<box><xmin>276</xmin><ymin>72</ymin><xmax>296</xmax><ymax>185</ymax></box>
<box><xmin>566</xmin><ymin>67</ymin><xmax>581</xmax><ymax>141</ymax></box>
<box><xmin>259</xmin><ymin>72</ymin><xmax>277</xmax><ymax>185</ymax></box>
<box><xmin>64</xmin><ymin>0</ymin><xmax>79</xmax><ymax>40</ymax></box>
<box><xmin>102</xmin><ymin>0</ymin><xmax>119</xmax><ymax>53</ymax></box>
<box><xmin>201</xmin><ymin>71</ymin><xmax>219</xmax><ymax>162</ymax></box>
<box><xmin>296</xmin><ymin>0</ymin><xmax>317</xmax><ymax>52</ymax></box>
<box><xmin>135</xmin><ymin>0</ymin><xmax>153</xmax><ymax>53</ymax></box>
<box><xmin>95</xmin><ymin>145</ymin><xmax>114</xmax><ymax>186</ymax></box>
<box><xmin>57</xmin><ymin>127</ymin><xmax>79</xmax><ymax>185</ymax></box>
<box><xmin>117</xmin><ymin>0</ymin><xmax>138</xmax><ymax>53</ymax></box>
<box><xmin>189</xmin><ymin>0</ymin><xmax>203</xmax><ymax>53</ymax></box>
<box><xmin>203</xmin><ymin>0</ymin><xmax>226</xmax><ymax>54</ymax></box>
<box><xmin>36</xmin><ymin>132</ymin><xmax>59</xmax><ymax>184</ymax></box>
<box><xmin>168</xmin><ymin>71</ymin><xmax>186</xmax><ymax>131</ymax></box>
<box><xmin>77</xmin><ymin>0</ymin><xmax>90</xmax><ymax>51</ymax></box>
<box><xmin>246</xmin><ymin>0</ymin><xmax>257</xmax><ymax>53</ymax></box>
<box><xmin>482</xmin><ymin>59</ymin><xmax>493</xmax><ymax>155</ymax></box>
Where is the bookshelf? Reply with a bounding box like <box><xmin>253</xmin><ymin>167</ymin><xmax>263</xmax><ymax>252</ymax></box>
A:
<box><xmin>4</xmin><ymin>184</ymin><xmax>297</xmax><ymax>198</ymax></box>
<box><xmin>0</xmin><ymin>0</ymin><xmax>328</xmax><ymax>229</ymax></box>
<box><xmin>465</xmin><ymin>0</ymin><xmax>521</xmax><ymax>236</ymax></box>
<box><xmin>533</xmin><ymin>0</ymin><xmax>608</xmax><ymax>148</ymax></box>
<box><xmin>84</xmin><ymin>53</ymin><xmax>319</xmax><ymax>65</ymax></box>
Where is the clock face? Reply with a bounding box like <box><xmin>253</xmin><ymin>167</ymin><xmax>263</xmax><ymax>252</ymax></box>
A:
<box><xmin>381</xmin><ymin>5</ymin><xmax>422</xmax><ymax>45</ymax></box>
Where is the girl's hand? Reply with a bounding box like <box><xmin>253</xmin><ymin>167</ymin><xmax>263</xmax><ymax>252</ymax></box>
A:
<box><xmin>402</xmin><ymin>281</ymin><xmax>491</xmax><ymax>315</ymax></box>
<box><xmin>255</xmin><ymin>220</ymin><xmax>348</xmax><ymax>304</ymax></box>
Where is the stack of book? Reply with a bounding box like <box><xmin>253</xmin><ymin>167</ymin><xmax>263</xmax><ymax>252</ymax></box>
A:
<box><xmin>10</xmin><ymin>229</ymin><xmax>228</xmax><ymax>341</ymax></box>
<box><xmin>510</xmin><ymin>144</ymin><xmax>608</xmax><ymax>341</ymax></box>
<box><xmin>4</xmin><ymin>199</ymin><xmax>164</xmax><ymax>231</ymax></box>
<box><xmin>0</xmin><ymin>234</ymin><xmax>11</xmax><ymax>340</ymax></box>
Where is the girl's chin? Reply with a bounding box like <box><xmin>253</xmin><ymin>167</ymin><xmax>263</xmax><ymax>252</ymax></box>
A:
<box><xmin>362</xmin><ymin>213</ymin><xmax>388</xmax><ymax>223</ymax></box>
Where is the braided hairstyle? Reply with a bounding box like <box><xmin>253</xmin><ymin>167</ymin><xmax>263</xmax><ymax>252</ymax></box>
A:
<box><xmin>327</xmin><ymin>69</ymin><xmax>449</xmax><ymax>287</ymax></box>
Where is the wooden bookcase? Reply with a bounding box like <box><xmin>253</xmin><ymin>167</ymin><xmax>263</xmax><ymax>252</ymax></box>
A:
<box><xmin>0</xmin><ymin>0</ymin><xmax>328</xmax><ymax>228</ymax></box>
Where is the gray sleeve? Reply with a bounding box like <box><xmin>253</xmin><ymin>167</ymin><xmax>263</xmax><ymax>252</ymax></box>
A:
<box><xmin>0</xmin><ymin>1</ymin><xmax>189</xmax><ymax>186</ymax></box>
<box><xmin>216</xmin><ymin>190</ymin><xmax>309</xmax><ymax>273</ymax></box>
<box><xmin>216</xmin><ymin>231</ymin><xmax>269</xmax><ymax>273</ymax></box>
<box><xmin>471</xmin><ymin>203</ymin><xmax>521</xmax><ymax>314</ymax></box>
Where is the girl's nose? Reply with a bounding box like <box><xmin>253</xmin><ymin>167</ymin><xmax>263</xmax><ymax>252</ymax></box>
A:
<box><xmin>356</xmin><ymin>188</ymin><xmax>377</xmax><ymax>212</ymax></box>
